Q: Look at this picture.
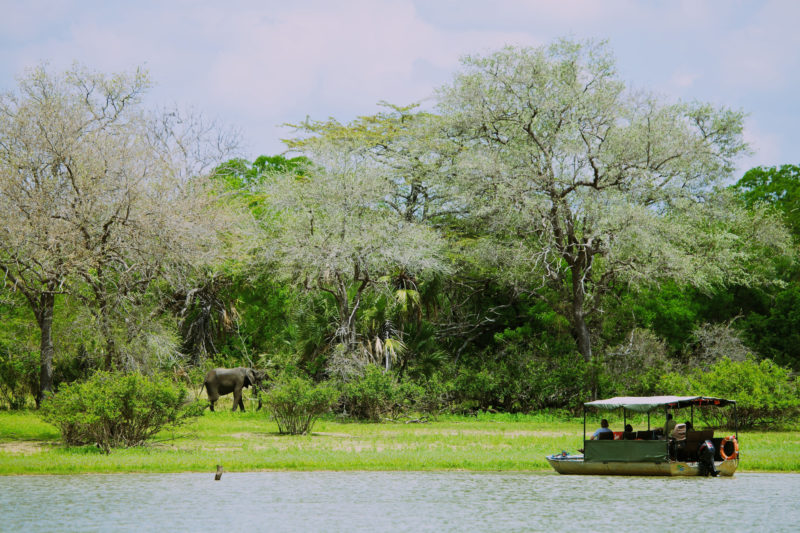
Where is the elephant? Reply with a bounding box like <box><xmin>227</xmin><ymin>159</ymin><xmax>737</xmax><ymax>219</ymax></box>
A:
<box><xmin>201</xmin><ymin>367</ymin><xmax>266</xmax><ymax>412</ymax></box>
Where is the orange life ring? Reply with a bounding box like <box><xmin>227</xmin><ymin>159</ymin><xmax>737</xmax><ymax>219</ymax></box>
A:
<box><xmin>720</xmin><ymin>435</ymin><xmax>739</xmax><ymax>460</ymax></box>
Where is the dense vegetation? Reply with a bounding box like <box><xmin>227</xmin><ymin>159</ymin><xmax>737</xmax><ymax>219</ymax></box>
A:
<box><xmin>1</xmin><ymin>40</ymin><xmax>799</xmax><ymax>438</ymax></box>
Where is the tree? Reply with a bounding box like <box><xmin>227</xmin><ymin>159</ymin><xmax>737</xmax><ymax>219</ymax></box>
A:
<box><xmin>733</xmin><ymin>164</ymin><xmax>800</xmax><ymax>239</ymax></box>
<box><xmin>0</xmin><ymin>65</ymin><xmax>234</xmax><ymax>402</ymax></box>
<box><xmin>284</xmin><ymin>103</ymin><xmax>464</xmax><ymax>225</ymax></box>
<box><xmin>260</xmin><ymin>138</ymin><xmax>447</xmax><ymax>376</ymax></box>
<box><xmin>436</xmin><ymin>40</ymin><xmax>790</xmax><ymax>362</ymax></box>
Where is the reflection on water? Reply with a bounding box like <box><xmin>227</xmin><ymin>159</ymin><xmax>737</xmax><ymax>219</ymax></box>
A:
<box><xmin>2</xmin><ymin>472</ymin><xmax>797</xmax><ymax>532</ymax></box>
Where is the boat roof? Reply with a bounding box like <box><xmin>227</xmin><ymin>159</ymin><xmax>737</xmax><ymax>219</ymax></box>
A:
<box><xmin>584</xmin><ymin>396</ymin><xmax>735</xmax><ymax>413</ymax></box>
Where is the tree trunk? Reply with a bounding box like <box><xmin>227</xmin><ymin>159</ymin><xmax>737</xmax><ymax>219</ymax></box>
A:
<box><xmin>335</xmin><ymin>280</ymin><xmax>358</xmax><ymax>352</ymax></box>
<box><xmin>571</xmin><ymin>266</ymin><xmax>593</xmax><ymax>363</ymax></box>
<box><xmin>35</xmin><ymin>292</ymin><xmax>56</xmax><ymax>407</ymax></box>
<box><xmin>98</xmin><ymin>295</ymin><xmax>118</xmax><ymax>371</ymax></box>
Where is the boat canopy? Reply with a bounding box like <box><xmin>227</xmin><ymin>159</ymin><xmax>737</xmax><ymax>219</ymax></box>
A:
<box><xmin>584</xmin><ymin>396</ymin><xmax>735</xmax><ymax>413</ymax></box>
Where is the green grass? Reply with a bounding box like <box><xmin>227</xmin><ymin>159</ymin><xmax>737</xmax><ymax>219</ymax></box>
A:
<box><xmin>1</xmin><ymin>410</ymin><xmax>797</xmax><ymax>475</ymax></box>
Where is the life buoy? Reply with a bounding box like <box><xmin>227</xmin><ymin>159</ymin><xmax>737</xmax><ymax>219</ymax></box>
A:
<box><xmin>720</xmin><ymin>435</ymin><xmax>739</xmax><ymax>460</ymax></box>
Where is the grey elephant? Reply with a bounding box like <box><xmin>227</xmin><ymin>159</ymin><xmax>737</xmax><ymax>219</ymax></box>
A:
<box><xmin>201</xmin><ymin>367</ymin><xmax>266</xmax><ymax>412</ymax></box>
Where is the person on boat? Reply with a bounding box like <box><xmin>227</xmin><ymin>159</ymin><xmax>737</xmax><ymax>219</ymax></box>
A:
<box><xmin>664</xmin><ymin>413</ymin><xmax>676</xmax><ymax>438</ymax></box>
<box><xmin>591</xmin><ymin>419</ymin><xmax>613</xmax><ymax>440</ymax></box>
<box><xmin>622</xmin><ymin>424</ymin><xmax>636</xmax><ymax>440</ymax></box>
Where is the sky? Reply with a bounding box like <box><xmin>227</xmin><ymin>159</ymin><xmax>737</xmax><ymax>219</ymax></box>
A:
<box><xmin>1</xmin><ymin>0</ymin><xmax>798</xmax><ymax>177</ymax></box>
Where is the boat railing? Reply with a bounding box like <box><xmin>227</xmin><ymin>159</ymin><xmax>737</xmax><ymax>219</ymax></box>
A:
<box><xmin>583</xmin><ymin>439</ymin><xmax>669</xmax><ymax>463</ymax></box>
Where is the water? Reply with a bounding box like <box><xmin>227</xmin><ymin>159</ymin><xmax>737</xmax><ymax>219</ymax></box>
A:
<box><xmin>1</xmin><ymin>472</ymin><xmax>797</xmax><ymax>532</ymax></box>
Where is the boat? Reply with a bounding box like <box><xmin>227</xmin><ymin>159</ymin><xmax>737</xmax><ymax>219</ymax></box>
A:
<box><xmin>547</xmin><ymin>396</ymin><xmax>740</xmax><ymax>476</ymax></box>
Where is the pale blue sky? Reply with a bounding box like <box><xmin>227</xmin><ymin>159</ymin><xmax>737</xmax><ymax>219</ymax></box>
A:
<box><xmin>2</xmin><ymin>0</ymin><xmax>797</xmax><ymax>177</ymax></box>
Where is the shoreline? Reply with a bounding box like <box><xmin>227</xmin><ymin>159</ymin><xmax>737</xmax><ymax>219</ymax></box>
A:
<box><xmin>2</xmin><ymin>410</ymin><xmax>798</xmax><ymax>475</ymax></box>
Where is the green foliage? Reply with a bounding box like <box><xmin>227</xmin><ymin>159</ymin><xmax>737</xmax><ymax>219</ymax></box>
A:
<box><xmin>0</xmin><ymin>349</ymin><xmax>38</xmax><ymax>409</ymax></box>
<box><xmin>599</xmin><ymin>329</ymin><xmax>672</xmax><ymax>398</ymax></box>
<box><xmin>40</xmin><ymin>371</ymin><xmax>203</xmax><ymax>453</ymax></box>
<box><xmin>264</xmin><ymin>375</ymin><xmax>338</xmax><ymax>434</ymax></box>
<box><xmin>740</xmin><ymin>286</ymin><xmax>800</xmax><ymax>369</ymax></box>
<box><xmin>213</xmin><ymin>155</ymin><xmax>310</xmax><ymax>191</ymax></box>
<box><xmin>659</xmin><ymin>357</ymin><xmax>800</xmax><ymax>428</ymax></box>
<box><xmin>340</xmin><ymin>365</ymin><xmax>423</xmax><ymax>421</ymax></box>
<box><xmin>733</xmin><ymin>164</ymin><xmax>800</xmax><ymax>238</ymax></box>
<box><xmin>453</xmin><ymin>325</ymin><xmax>587</xmax><ymax>412</ymax></box>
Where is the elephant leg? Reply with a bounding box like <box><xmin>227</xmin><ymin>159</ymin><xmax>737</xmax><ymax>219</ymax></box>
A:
<box><xmin>209</xmin><ymin>400</ymin><xmax>215</xmax><ymax>412</ymax></box>
<box><xmin>232</xmin><ymin>389</ymin><xmax>242</xmax><ymax>412</ymax></box>
<box><xmin>239</xmin><ymin>396</ymin><xmax>246</xmax><ymax>412</ymax></box>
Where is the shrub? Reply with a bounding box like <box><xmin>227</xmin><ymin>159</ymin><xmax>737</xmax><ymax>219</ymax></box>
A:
<box><xmin>264</xmin><ymin>376</ymin><xmax>338</xmax><ymax>434</ymax></box>
<box><xmin>600</xmin><ymin>329</ymin><xmax>672</xmax><ymax>398</ymax></box>
<box><xmin>40</xmin><ymin>371</ymin><xmax>203</xmax><ymax>453</ymax></box>
<box><xmin>451</xmin><ymin>350</ymin><xmax>587</xmax><ymax>412</ymax></box>
<box><xmin>340</xmin><ymin>365</ymin><xmax>417</xmax><ymax>421</ymax></box>
<box><xmin>659</xmin><ymin>357</ymin><xmax>800</xmax><ymax>428</ymax></box>
<box><xmin>0</xmin><ymin>349</ymin><xmax>39</xmax><ymax>409</ymax></box>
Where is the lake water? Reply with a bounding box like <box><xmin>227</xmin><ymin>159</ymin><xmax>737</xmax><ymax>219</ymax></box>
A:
<box><xmin>1</xmin><ymin>472</ymin><xmax>797</xmax><ymax>532</ymax></box>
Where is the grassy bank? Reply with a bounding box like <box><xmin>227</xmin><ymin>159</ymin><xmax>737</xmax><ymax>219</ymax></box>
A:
<box><xmin>1</xmin><ymin>410</ymin><xmax>797</xmax><ymax>475</ymax></box>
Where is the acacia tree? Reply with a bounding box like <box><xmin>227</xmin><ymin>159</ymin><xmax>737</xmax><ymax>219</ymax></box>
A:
<box><xmin>261</xmin><ymin>138</ymin><xmax>447</xmax><ymax>376</ymax></box>
<box><xmin>285</xmin><ymin>104</ymin><xmax>464</xmax><ymax>226</ymax></box>
<box><xmin>0</xmin><ymin>66</ymin><xmax>234</xmax><ymax>402</ymax></box>
<box><xmin>437</xmin><ymin>40</ymin><xmax>790</xmax><ymax>362</ymax></box>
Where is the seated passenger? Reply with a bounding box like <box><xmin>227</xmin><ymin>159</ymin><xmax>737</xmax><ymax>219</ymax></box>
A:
<box><xmin>622</xmin><ymin>424</ymin><xmax>636</xmax><ymax>440</ymax></box>
<box><xmin>664</xmin><ymin>413</ymin><xmax>676</xmax><ymax>438</ymax></box>
<box><xmin>671</xmin><ymin>422</ymin><xmax>687</xmax><ymax>440</ymax></box>
<box><xmin>591</xmin><ymin>419</ymin><xmax>613</xmax><ymax>440</ymax></box>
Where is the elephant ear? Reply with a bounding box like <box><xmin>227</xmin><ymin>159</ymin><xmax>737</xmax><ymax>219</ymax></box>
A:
<box><xmin>245</xmin><ymin>368</ymin><xmax>256</xmax><ymax>387</ymax></box>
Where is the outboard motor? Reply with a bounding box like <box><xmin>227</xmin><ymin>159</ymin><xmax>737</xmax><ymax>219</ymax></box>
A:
<box><xmin>697</xmin><ymin>439</ymin><xmax>718</xmax><ymax>477</ymax></box>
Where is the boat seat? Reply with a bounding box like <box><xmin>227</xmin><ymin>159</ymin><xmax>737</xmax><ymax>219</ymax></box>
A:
<box><xmin>636</xmin><ymin>430</ymin><xmax>654</xmax><ymax>440</ymax></box>
<box><xmin>686</xmin><ymin>429</ymin><xmax>713</xmax><ymax>441</ymax></box>
<box><xmin>598</xmin><ymin>431</ymin><xmax>614</xmax><ymax>440</ymax></box>
<box><xmin>622</xmin><ymin>431</ymin><xmax>637</xmax><ymax>440</ymax></box>
<box><xmin>681</xmin><ymin>430</ymin><xmax>714</xmax><ymax>462</ymax></box>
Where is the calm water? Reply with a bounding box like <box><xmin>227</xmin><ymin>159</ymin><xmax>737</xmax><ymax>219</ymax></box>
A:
<box><xmin>1</xmin><ymin>472</ymin><xmax>797</xmax><ymax>532</ymax></box>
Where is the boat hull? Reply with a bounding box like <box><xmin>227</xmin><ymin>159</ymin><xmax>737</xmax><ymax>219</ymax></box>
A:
<box><xmin>546</xmin><ymin>455</ymin><xmax>738</xmax><ymax>476</ymax></box>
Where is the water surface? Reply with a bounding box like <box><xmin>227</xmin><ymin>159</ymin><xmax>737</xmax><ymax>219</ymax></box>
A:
<box><xmin>2</xmin><ymin>472</ymin><xmax>796</xmax><ymax>532</ymax></box>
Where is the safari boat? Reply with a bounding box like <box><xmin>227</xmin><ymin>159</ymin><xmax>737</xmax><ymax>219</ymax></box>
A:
<box><xmin>547</xmin><ymin>396</ymin><xmax>740</xmax><ymax>476</ymax></box>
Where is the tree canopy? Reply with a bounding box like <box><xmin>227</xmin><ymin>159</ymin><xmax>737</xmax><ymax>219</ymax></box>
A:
<box><xmin>1</xmin><ymin>41</ymin><xmax>798</xmax><ymax>416</ymax></box>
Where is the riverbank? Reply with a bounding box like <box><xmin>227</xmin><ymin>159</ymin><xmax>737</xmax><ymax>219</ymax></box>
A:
<box><xmin>1</xmin><ymin>410</ymin><xmax>798</xmax><ymax>474</ymax></box>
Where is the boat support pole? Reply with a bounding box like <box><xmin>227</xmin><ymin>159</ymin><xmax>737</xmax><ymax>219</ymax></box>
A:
<box><xmin>583</xmin><ymin>405</ymin><xmax>586</xmax><ymax>451</ymax></box>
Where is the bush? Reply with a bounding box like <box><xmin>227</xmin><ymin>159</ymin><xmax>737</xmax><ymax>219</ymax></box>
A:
<box><xmin>0</xmin><ymin>349</ymin><xmax>39</xmax><ymax>409</ymax></box>
<box><xmin>659</xmin><ymin>357</ymin><xmax>800</xmax><ymax>428</ymax></box>
<box><xmin>264</xmin><ymin>376</ymin><xmax>338</xmax><ymax>434</ymax></box>
<box><xmin>451</xmin><ymin>350</ymin><xmax>587</xmax><ymax>412</ymax></box>
<box><xmin>40</xmin><ymin>371</ymin><xmax>203</xmax><ymax>453</ymax></box>
<box><xmin>339</xmin><ymin>365</ymin><xmax>419</xmax><ymax>421</ymax></box>
<box><xmin>600</xmin><ymin>329</ymin><xmax>672</xmax><ymax>398</ymax></box>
